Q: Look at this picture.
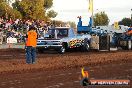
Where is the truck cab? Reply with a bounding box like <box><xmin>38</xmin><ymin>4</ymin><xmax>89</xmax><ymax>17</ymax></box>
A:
<box><xmin>44</xmin><ymin>27</ymin><xmax>75</xmax><ymax>39</ymax></box>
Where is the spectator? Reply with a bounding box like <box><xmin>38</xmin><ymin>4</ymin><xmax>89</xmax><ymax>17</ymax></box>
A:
<box><xmin>0</xmin><ymin>18</ymin><xmax>49</xmax><ymax>44</ymax></box>
<box><xmin>6</xmin><ymin>28</ymin><xmax>12</xmax><ymax>38</ymax></box>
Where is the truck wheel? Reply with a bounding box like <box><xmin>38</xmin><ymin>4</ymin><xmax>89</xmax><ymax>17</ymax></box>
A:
<box><xmin>84</xmin><ymin>43</ymin><xmax>90</xmax><ymax>51</ymax></box>
<box><xmin>59</xmin><ymin>46</ymin><xmax>65</xmax><ymax>54</ymax></box>
<box><xmin>81</xmin><ymin>43</ymin><xmax>90</xmax><ymax>52</ymax></box>
<box><xmin>85</xmin><ymin>43</ymin><xmax>90</xmax><ymax>51</ymax></box>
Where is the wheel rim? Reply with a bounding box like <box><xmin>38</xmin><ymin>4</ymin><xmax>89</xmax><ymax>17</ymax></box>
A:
<box><xmin>86</xmin><ymin>44</ymin><xmax>89</xmax><ymax>51</ymax></box>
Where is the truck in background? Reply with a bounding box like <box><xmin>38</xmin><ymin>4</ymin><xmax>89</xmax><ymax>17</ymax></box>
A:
<box><xmin>112</xmin><ymin>27</ymin><xmax>132</xmax><ymax>50</ymax></box>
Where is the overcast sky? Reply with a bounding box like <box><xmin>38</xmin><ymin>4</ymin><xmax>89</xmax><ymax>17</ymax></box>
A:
<box><xmin>52</xmin><ymin>0</ymin><xmax>132</xmax><ymax>25</ymax></box>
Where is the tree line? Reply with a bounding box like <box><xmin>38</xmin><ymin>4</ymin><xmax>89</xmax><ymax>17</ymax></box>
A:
<box><xmin>93</xmin><ymin>11</ymin><xmax>132</xmax><ymax>27</ymax></box>
<box><xmin>0</xmin><ymin>0</ymin><xmax>57</xmax><ymax>21</ymax></box>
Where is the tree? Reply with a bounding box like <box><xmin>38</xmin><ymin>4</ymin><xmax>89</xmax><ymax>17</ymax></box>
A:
<box><xmin>12</xmin><ymin>9</ymin><xmax>22</xmax><ymax>19</ymax></box>
<box><xmin>12</xmin><ymin>0</ymin><xmax>20</xmax><ymax>10</ymax></box>
<box><xmin>5</xmin><ymin>0</ymin><xmax>11</xmax><ymax>4</ymax></box>
<box><xmin>118</xmin><ymin>18</ymin><xmax>132</xmax><ymax>27</ymax></box>
<box><xmin>46</xmin><ymin>10</ymin><xmax>57</xmax><ymax>18</ymax></box>
<box><xmin>0</xmin><ymin>0</ymin><xmax>3</xmax><ymax>3</ymax></box>
<box><xmin>44</xmin><ymin>0</ymin><xmax>57</xmax><ymax>19</ymax></box>
<box><xmin>0</xmin><ymin>0</ymin><xmax>57</xmax><ymax>21</ymax></box>
<box><xmin>13</xmin><ymin>0</ymin><xmax>45</xmax><ymax>20</ymax></box>
<box><xmin>67</xmin><ymin>21</ymin><xmax>76</xmax><ymax>28</ymax></box>
<box><xmin>44</xmin><ymin>0</ymin><xmax>53</xmax><ymax>9</ymax></box>
<box><xmin>0</xmin><ymin>2</ymin><xmax>22</xmax><ymax>19</ymax></box>
<box><xmin>12</xmin><ymin>0</ymin><xmax>57</xmax><ymax>21</ymax></box>
<box><xmin>0</xmin><ymin>0</ymin><xmax>12</xmax><ymax>4</ymax></box>
<box><xmin>50</xmin><ymin>20</ymin><xmax>66</xmax><ymax>27</ymax></box>
<box><xmin>93</xmin><ymin>11</ymin><xmax>109</xmax><ymax>26</ymax></box>
<box><xmin>0</xmin><ymin>2</ymin><xmax>9</xmax><ymax>18</ymax></box>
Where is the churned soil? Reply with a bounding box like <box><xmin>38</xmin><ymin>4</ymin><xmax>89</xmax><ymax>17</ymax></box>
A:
<box><xmin>0</xmin><ymin>49</ymin><xmax>131</xmax><ymax>88</ymax></box>
<box><xmin>0</xmin><ymin>49</ymin><xmax>131</xmax><ymax>74</ymax></box>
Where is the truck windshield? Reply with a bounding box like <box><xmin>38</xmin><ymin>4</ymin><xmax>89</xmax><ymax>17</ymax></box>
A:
<box><xmin>48</xmin><ymin>29</ymin><xmax>55</xmax><ymax>35</ymax></box>
<box><xmin>56</xmin><ymin>28</ymin><xmax>68</xmax><ymax>38</ymax></box>
<box><xmin>47</xmin><ymin>28</ymin><xmax>68</xmax><ymax>38</ymax></box>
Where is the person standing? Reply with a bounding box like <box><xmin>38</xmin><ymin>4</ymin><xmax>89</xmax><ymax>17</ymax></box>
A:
<box><xmin>25</xmin><ymin>25</ymin><xmax>38</xmax><ymax>64</ymax></box>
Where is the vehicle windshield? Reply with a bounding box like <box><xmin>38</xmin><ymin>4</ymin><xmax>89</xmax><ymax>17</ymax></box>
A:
<box><xmin>46</xmin><ymin>28</ymin><xmax>68</xmax><ymax>38</ymax></box>
<box><xmin>48</xmin><ymin>29</ymin><xmax>55</xmax><ymax>36</ymax></box>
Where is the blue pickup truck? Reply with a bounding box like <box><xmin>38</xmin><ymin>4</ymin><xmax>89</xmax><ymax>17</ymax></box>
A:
<box><xmin>36</xmin><ymin>27</ymin><xmax>91</xmax><ymax>54</ymax></box>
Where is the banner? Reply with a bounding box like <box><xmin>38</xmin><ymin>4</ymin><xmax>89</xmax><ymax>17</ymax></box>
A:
<box><xmin>7</xmin><ymin>37</ymin><xmax>17</xmax><ymax>43</ymax></box>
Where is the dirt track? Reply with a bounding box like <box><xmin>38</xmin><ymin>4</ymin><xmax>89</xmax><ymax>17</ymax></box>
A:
<box><xmin>0</xmin><ymin>49</ymin><xmax>131</xmax><ymax>88</ymax></box>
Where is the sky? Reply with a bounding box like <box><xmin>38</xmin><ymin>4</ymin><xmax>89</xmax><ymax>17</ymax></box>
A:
<box><xmin>51</xmin><ymin>0</ymin><xmax>132</xmax><ymax>25</ymax></box>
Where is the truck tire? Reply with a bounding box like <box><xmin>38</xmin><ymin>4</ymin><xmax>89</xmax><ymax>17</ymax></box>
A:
<box><xmin>59</xmin><ymin>46</ymin><xmax>65</xmax><ymax>54</ymax></box>
<box><xmin>81</xmin><ymin>42</ymin><xmax>90</xmax><ymax>52</ymax></box>
<box><xmin>83</xmin><ymin>43</ymin><xmax>90</xmax><ymax>51</ymax></box>
<box><xmin>84</xmin><ymin>43</ymin><xmax>90</xmax><ymax>51</ymax></box>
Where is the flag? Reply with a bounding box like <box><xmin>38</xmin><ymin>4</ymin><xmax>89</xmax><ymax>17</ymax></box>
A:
<box><xmin>89</xmin><ymin>0</ymin><xmax>93</xmax><ymax>12</ymax></box>
<box><xmin>114</xmin><ymin>22</ymin><xmax>119</xmax><ymax>30</ymax></box>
